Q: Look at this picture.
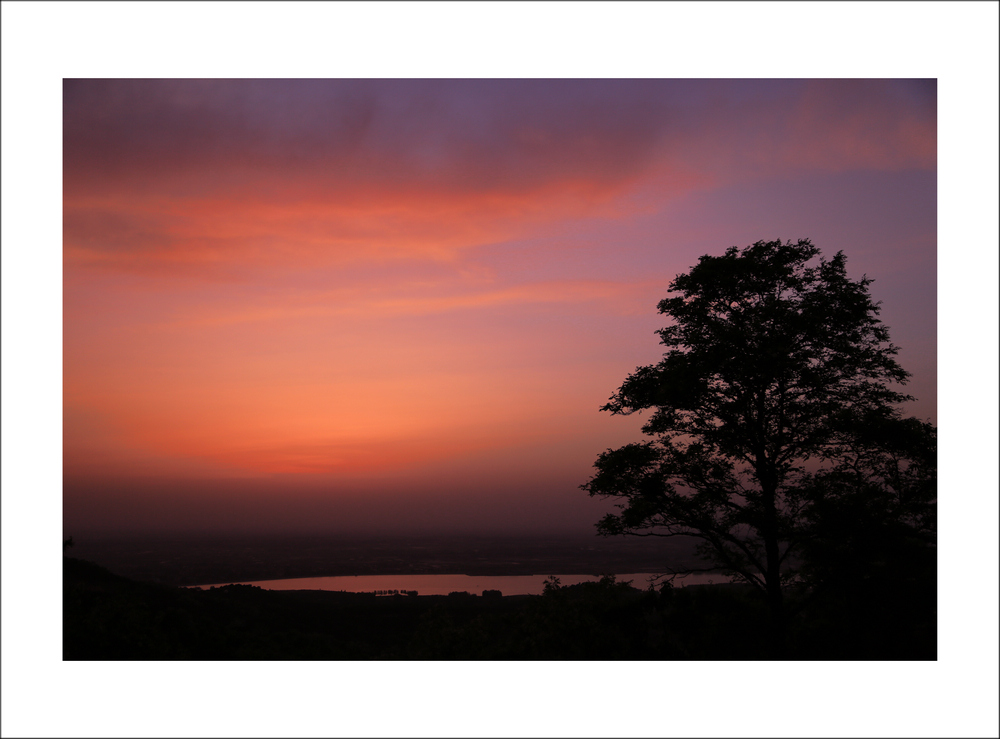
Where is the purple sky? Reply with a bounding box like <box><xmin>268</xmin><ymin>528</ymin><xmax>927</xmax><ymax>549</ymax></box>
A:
<box><xmin>62</xmin><ymin>78</ymin><xmax>937</xmax><ymax>537</ymax></box>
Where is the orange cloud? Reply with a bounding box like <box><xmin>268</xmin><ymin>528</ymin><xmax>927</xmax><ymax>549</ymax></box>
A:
<box><xmin>63</xmin><ymin>168</ymin><xmax>673</xmax><ymax>279</ymax></box>
<box><xmin>147</xmin><ymin>278</ymin><xmax>661</xmax><ymax>333</ymax></box>
<box><xmin>64</xmin><ymin>80</ymin><xmax>935</xmax><ymax>284</ymax></box>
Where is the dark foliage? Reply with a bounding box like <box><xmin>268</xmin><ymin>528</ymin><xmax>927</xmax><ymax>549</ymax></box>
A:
<box><xmin>64</xmin><ymin>559</ymin><xmax>933</xmax><ymax>660</ymax></box>
<box><xmin>581</xmin><ymin>239</ymin><xmax>936</xmax><ymax>656</ymax></box>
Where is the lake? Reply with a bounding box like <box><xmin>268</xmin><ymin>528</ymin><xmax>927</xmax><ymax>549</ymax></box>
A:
<box><xmin>193</xmin><ymin>571</ymin><xmax>729</xmax><ymax>595</ymax></box>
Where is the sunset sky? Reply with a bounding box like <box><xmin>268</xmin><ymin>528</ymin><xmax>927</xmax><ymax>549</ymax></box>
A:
<box><xmin>62</xmin><ymin>78</ymin><xmax>938</xmax><ymax>536</ymax></box>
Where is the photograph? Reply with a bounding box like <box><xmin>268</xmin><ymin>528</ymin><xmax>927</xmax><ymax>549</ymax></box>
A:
<box><xmin>62</xmin><ymin>77</ymin><xmax>938</xmax><ymax>661</ymax></box>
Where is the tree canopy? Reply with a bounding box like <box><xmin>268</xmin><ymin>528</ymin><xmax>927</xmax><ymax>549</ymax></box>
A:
<box><xmin>582</xmin><ymin>239</ymin><xmax>936</xmax><ymax>651</ymax></box>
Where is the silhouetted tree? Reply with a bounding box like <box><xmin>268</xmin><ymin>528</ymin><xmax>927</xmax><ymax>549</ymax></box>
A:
<box><xmin>582</xmin><ymin>239</ymin><xmax>935</xmax><ymax>655</ymax></box>
<box><xmin>542</xmin><ymin>576</ymin><xmax>562</xmax><ymax>595</ymax></box>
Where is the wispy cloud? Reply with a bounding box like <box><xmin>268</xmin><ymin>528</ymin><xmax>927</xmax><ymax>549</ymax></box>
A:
<box><xmin>63</xmin><ymin>79</ymin><xmax>937</xmax><ymax>507</ymax></box>
<box><xmin>64</xmin><ymin>80</ymin><xmax>935</xmax><ymax>277</ymax></box>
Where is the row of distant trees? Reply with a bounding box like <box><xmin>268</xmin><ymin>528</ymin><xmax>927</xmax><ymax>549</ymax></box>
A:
<box><xmin>370</xmin><ymin>589</ymin><xmax>505</xmax><ymax>597</ymax></box>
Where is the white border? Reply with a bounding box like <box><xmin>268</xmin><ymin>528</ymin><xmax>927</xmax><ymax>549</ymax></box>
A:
<box><xmin>2</xmin><ymin>2</ymin><xmax>998</xmax><ymax>738</ymax></box>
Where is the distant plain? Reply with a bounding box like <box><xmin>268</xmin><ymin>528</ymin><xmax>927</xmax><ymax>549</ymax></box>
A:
<box><xmin>67</xmin><ymin>533</ymin><xmax>703</xmax><ymax>588</ymax></box>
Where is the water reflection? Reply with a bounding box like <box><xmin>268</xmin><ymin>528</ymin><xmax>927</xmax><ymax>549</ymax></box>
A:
<box><xmin>193</xmin><ymin>571</ymin><xmax>728</xmax><ymax>595</ymax></box>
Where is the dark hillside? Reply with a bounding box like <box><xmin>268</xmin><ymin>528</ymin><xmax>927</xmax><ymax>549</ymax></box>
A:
<box><xmin>64</xmin><ymin>557</ymin><xmax>934</xmax><ymax>660</ymax></box>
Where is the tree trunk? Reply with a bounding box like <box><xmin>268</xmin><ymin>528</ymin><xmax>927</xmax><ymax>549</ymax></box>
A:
<box><xmin>765</xmin><ymin>570</ymin><xmax>787</xmax><ymax>658</ymax></box>
<box><xmin>761</xmin><ymin>472</ymin><xmax>788</xmax><ymax>658</ymax></box>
